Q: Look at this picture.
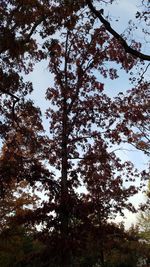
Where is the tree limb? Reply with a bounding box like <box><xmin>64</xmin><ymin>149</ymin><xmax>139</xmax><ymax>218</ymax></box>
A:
<box><xmin>0</xmin><ymin>88</ymin><xmax>20</xmax><ymax>120</ymax></box>
<box><xmin>86</xmin><ymin>0</ymin><xmax>150</xmax><ymax>61</ymax></box>
<box><xmin>0</xmin><ymin>17</ymin><xmax>43</xmax><ymax>55</ymax></box>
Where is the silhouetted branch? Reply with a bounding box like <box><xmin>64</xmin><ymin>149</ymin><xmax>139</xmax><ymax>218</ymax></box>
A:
<box><xmin>86</xmin><ymin>0</ymin><xmax>150</xmax><ymax>61</ymax></box>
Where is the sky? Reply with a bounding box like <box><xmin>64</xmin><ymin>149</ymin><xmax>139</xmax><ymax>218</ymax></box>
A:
<box><xmin>24</xmin><ymin>0</ymin><xmax>150</xmax><ymax>228</ymax></box>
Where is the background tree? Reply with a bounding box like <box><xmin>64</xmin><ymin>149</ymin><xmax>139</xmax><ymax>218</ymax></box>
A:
<box><xmin>104</xmin><ymin>224</ymin><xmax>148</xmax><ymax>267</ymax></box>
<box><xmin>137</xmin><ymin>180</ymin><xmax>150</xmax><ymax>241</ymax></box>
<box><xmin>0</xmin><ymin>156</ymin><xmax>46</xmax><ymax>267</ymax></box>
<box><xmin>0</xmin><ymin>178</ymin><xmax>39</xmax><ymax>232</ymax></box>
<box><xmin>0</xmin><ymin>224</ymin><xmax>45</xmax><ymax>267</ymax></box>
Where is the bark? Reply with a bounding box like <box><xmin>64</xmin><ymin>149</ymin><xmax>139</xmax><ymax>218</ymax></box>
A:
<box><xmin>60</xmin><ymin>30</ymin><xmax>70</xmax><ymax>266</ymax></box>
<box><xmin>61</xmin><ymin>95</ymin><xmax>70</xmax><ymax>267</ymax></box>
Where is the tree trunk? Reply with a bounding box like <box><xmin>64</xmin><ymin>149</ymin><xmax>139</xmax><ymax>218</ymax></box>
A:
<box><xmin>61</xmin><ymin>96</ymin><xmax>70</xmax><ymax>267</ymax></box>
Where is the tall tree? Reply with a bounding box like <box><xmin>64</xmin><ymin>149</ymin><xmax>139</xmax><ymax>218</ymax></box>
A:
<box><xmin>0</xmin><ymin>1</ymin><xmax>149</xmax><ymax>267</ymax></box>
<box><xmin>43</xmin><ymin>11</ymin><xmax>145</xmax><ymax>265</ymax></box>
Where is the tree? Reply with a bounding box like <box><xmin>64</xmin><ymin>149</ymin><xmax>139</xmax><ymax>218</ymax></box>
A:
<box><xmin>42</xmin><ymin>9</ymin><xmax>146</xmax><ymax>266</ymax></box>
<box><xmin>0</xmin><ymin>178</ymin><xmax>39</xmax><ymax>232</ymax></box>
<box><xmin>0</xmin><ymin>157</ymin><xmax>45</xmax><ymax>267</ymax></box>
<box><xmin>104</xmin><ymin>224</ymin><xmax>148</xmax><ymax>267</ymax></box>
<box><xmin>0</xmin><ymin>224</ymin><xmax>45</xmax><ymax>267</ymax></box>
<box><xmin>0</xmin><ymin>1</ymin><xmax>149</xmax><ymax>267</ymax></box>
<box><xmin>137</xmin><ymin>180</ymin><xmax>150</xmax><ymax>241</ymax></box>
<box><xmin>136</xmin><ymin>180</ymin><xmax>150</xmax><ymax>266</ymax></box>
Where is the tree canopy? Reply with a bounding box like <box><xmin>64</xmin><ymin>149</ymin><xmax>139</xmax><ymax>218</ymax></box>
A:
<box><xmin>0</xmin><ymin>1</ymin><xmax>149</xmax><ymax>266</ymax></box>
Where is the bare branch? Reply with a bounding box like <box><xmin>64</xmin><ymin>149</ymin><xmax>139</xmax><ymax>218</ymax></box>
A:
<box><xmin>138</xmin><ymin>63</ymin><xmax>150</xmax><ymax>83</ymax></box>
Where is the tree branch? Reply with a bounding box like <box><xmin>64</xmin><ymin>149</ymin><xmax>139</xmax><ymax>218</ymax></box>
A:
<box><xmin>0</xmin><ymin>89</ymin><xmax>20</xmax><ymax>120</ymax></box>
<box><xmin>86</xmin><ymin>0</ymin><xmax>150</xmax><ymax>61</ymax></box>
<box><xmin>0</xmin><ymin>17</ymin><xmax>43</xmax><ymax>55</ymax></box>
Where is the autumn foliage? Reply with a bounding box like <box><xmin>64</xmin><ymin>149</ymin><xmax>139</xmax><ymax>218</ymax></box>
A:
<box><xmin>0</xmin><ymin>1</ymin><xmax>149</xmax><ymax>266</ymax></box>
